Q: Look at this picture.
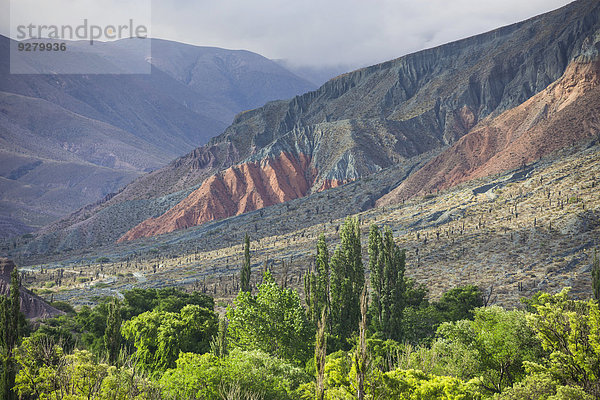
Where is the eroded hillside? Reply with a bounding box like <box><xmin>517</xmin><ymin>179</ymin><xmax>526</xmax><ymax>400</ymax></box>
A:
<box><xmin>22</xmin><ymin>0</ymin><xmax>600</xmax><ymax>254</ymax></box>
<box><xmin>18</xmin><ymin>140</ymin><xmax>600</xmax><ymax>308</ymax></box>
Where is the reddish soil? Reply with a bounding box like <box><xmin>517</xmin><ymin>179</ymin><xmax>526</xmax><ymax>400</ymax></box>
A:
<box><xmin>119</xmin><ymin>153</ymin><xmax>320</xmax><ymax>241</ymax></box>
<box><xmin>378</xmin><ymin>59</ymin><xmax>600</xmax><ymax>206</ymax></box>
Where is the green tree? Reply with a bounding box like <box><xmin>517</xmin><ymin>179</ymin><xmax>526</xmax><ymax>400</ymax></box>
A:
<box><xmin>121</xmin><ymin>304</ymin><xmax>218</xmax><ymax>373</ymax></box>
<box><xmin>154</xmin><ymin>288</ymin><xmax>214</xmax><ymax>313</ymax></box>
<box><xmin>315</xmin><ymin>309</ymin><xmax>328</xmax><ymax>400</ymax></box>
<box><xmin>13</xmin><ymin>335</ymin><xmax>64</xmax><ymax>399</ymax></box>
<box><xmin>31</xmin><ymin>288</ymin><xmax>214</xmax><ymax>361</ymax></box>
<box><xmin>401</xmin><ymin>304</ymin><xmax>439</xmax><ymax>345</ymax></box>
<box><xmin>527</xmin><ymin>288</ymin><xmax>600</xmax><ymax>397</ymax></box>
<box><xmin>104</xmin><ymin>297</ymin><xmax>122</xmax><ymax>365</ymax></box>
<box><xmin>121</xmin><ymin>287</ymin><xmax>214</xmax><ymax>318</ymax></box>
<box><xmin>494</xmin><ymin>371</ymin><xmax>594</xmax><ymax>400</ymax></box>
<box><xmin>368</xmin><ymin>225</ymin><xmax>383</xmax><ymax>331</ymax></box>
<box><xmin>377</xmin><ymin>369</ymin><xmax>479</xmax><ymax>400</ymax></box>
<box><xmin>14</xmin><ymin>338</ymin><xmax>159</xmax><ymax>400</ymax></box>
<box><xmin>305</xmin><ymin>233</ymin><xmax>330</xmax><ymax>325</ymax></box>
<box><xmin>330</xmin><ymin>217</ymin><xmax>364</xmax><ymax>348</ymax></box>
<box><xmin>209</xmin><ymin>316</ymin><xmax>228</xmax><ymax>358</ymax></box>
<box><xmin>355</xmin><ymin>285</ymin><xmax>369</xmax><ymax>400</ymax></box>
<box><xmin>30</xmin><ymin>314</ymin><xmax>77</xmax><ymax>353</ymax></box>
<box><xmin>76</xmin><ymin>301</ymin><xmax>111</xmax><ymax>354</ymax></box>
<box><xmin>435</xmin><ymin>285</ymin><xmax>483</xmax><ymax>322</ymax></box>
<box><xmin>160</xmin><ymin>349</ymin><xmax>309</xmax><ymax>400</ymax></box>
<box><xmin>436</xmin><ymin>306</ymin><xmax>542</xmax><ymax>394</ymax></box>
<box><xmin>1</xmin><ymin>266</ymin><xmax>23</xmax><ymax>400</ymax></box>
<box><xmin>401</xmin><ymin>285</ymin><xmax>484</xmax><ymax>345</ymax></box>
<box><xmin>227</xmin><ymin>270</ymin><xmax>314</xmax><ymax>365</ymax></box>
<box><xmin>241</xmin><ymin>233</ymin><xmax>251</xmax><ymax>293</ymax></box>
<box><xmin>321</xmin><ymin>350</ymin><xmax>479</xmax><ymax>399</ymax></box>
<box><xmin>369</xmin><ymin>225</ymin><xmax>406</xmax><ymax>341</ymax></box>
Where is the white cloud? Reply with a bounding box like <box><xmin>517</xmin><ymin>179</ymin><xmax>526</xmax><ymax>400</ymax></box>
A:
<box><xmin>150</xmin><ymin>0</ymin><xmax>573</xmax><ymax>68</ymax></box>
<box><xmin>1</xmin><ymin>0</ymin><xmax>574</xmax><ymax>68</ymax></box>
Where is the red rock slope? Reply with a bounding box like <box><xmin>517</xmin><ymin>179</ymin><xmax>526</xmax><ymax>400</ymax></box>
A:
<box><xmin>118</xmin><ymin>153</ymin><xmax>320</xmax><ymax>242</ymax></box>
<box><xmin>377</xmin><ymin>58</ymin><xmax>600</xmax><ymax>206</ymax></box>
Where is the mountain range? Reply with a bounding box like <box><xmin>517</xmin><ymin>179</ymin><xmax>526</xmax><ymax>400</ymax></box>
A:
<box><xmin>0</xmin><ymin>36</ymin><xmax>315</xmax><ymax>236</ymax></box>
<box><xmin>5</xmin><ymin>0</ymin><xmax>600</xmax><ymax>267</ymax></box>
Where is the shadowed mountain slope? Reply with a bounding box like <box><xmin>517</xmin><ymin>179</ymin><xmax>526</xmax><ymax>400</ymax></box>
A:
<box><xmin>0</xmin><ymin>36</ymin><xmax>314</xmax><ymax>235</ymax></box>
<box><xmin>16</xmin><ymin>0</ymin><xmax>600</xmax><ymax>252</ymax></box>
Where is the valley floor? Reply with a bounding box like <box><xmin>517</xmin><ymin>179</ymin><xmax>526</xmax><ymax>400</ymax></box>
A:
<box><xmin>17</xmin><ymin>140</ymin><xmax>600</xmax><ymax>308</ymax></box>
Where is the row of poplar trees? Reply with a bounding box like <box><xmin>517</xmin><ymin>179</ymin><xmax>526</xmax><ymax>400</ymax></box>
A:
<box><xmin>304</xmin><ymin>216</ymin><xmax>408</xmax><ymax>348</ymax></box>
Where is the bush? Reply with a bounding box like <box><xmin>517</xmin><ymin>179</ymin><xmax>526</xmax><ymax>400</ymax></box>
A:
<box><xmin>160</xmin><ymin>349</ymin><xmax>310</xmax><ymax>400</ymax></box>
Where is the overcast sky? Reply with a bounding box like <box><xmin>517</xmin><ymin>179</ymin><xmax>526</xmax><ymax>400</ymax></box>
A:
<box><xmin>3</xmin><ymin>0</ymin><xmax>574</xmax><ymax>69</ymax></box>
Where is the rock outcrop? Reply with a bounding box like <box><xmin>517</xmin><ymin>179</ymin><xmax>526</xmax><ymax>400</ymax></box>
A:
<box><xmin>377</xmin><ymin>57</ymin><xmax>600</xmax><ymax>205</ymax></box>
<box><xmin>119</xmin><ymin>153</ymin><xmax>315</xmax><ymax>241</ymax></box>
<box><xmin>0</xmin><ymin>258</ymin><xmax>63</xmax><ymax>319</ymax></box>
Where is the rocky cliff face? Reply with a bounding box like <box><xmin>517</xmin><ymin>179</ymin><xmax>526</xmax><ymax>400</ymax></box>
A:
<box><xmin>0</xmin><ymin>258</ymin><xmax>63</xmax><ymax>319</ymax></box>
<box><xmin>119</xmin><ymin>153</ymin><xmax>315</xmax><ymax>241</ymax></box>
<box><xmin>378</xmin><ymin>55</ymin><xmax>600</xmax><ymax>205</ymax></box>
<box><xmin>20</xmin><ymin>0</ymin><xmax>600</xmax><ymax>251</ymax></box>
<box><xmin>118</xmin><ymin>116</ymin><xmax>443</xmax><ymax>240</ymax></box>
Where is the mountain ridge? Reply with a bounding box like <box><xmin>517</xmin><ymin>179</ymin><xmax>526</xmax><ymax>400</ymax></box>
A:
<box><xmin>114</xmin><ymin>0</ymin><xmax>600</xmax><ymax>243</ymax></box>
<box><xmin>0</xmin><ymin>35</ymin><xmax>315</xmax><ymax>236</ymax></box>
<box><xmin>13</xmin><ymin>0</ymin><xmax>600</xmax><ymax>254</ymax></box>
<box><xmin>378</xmin><ymin>56</ymin><xmax>600</xmax><ymax>205</ymax></box>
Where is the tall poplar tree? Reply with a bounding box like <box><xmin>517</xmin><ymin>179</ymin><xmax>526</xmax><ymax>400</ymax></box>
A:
<box><xmin>1</xmin><ymin>267</ymin><xmax>22</xmax><ymax>400</ymax></box>
<box><xmin>369</xmin><ymin>225</ymin><xmax>406</xmax><ymax>341</ymax></box>
<box><xmin>355</xmin><ymin>285</ymin><xmax>369</xmax><ymax>400</ymax></box>
<box><xmin>104</xmin><ymin>297</ymin><xmax>122</xmax><ymax>364</ymax></box>
<box><xmin>315</xmin><ymin>309</ymin><xmax>327</xmax><ymax>400</ymax></box>
<box><xmin>368</xmin><ymin>225</ymin><xmax>384</xmax><ymax>332</ymax></box>
<box><xmin>304</xmin><ymin>233</ymin><xmax>330</xmax><ymax>325</ymax></box>
<box><xmin>210</xmin><ymin>316</ymin><xmax>228</xmax><ymax>358</ymax></box>
<box><xmin>240</xmin><ymin>233</ymin><xmax>251</xmax><ymax>293</ymax></box>
<box><xmin>330</xmin><ymin>217</ymin><xmax>364</xmax><ymax>346</ymax></box>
